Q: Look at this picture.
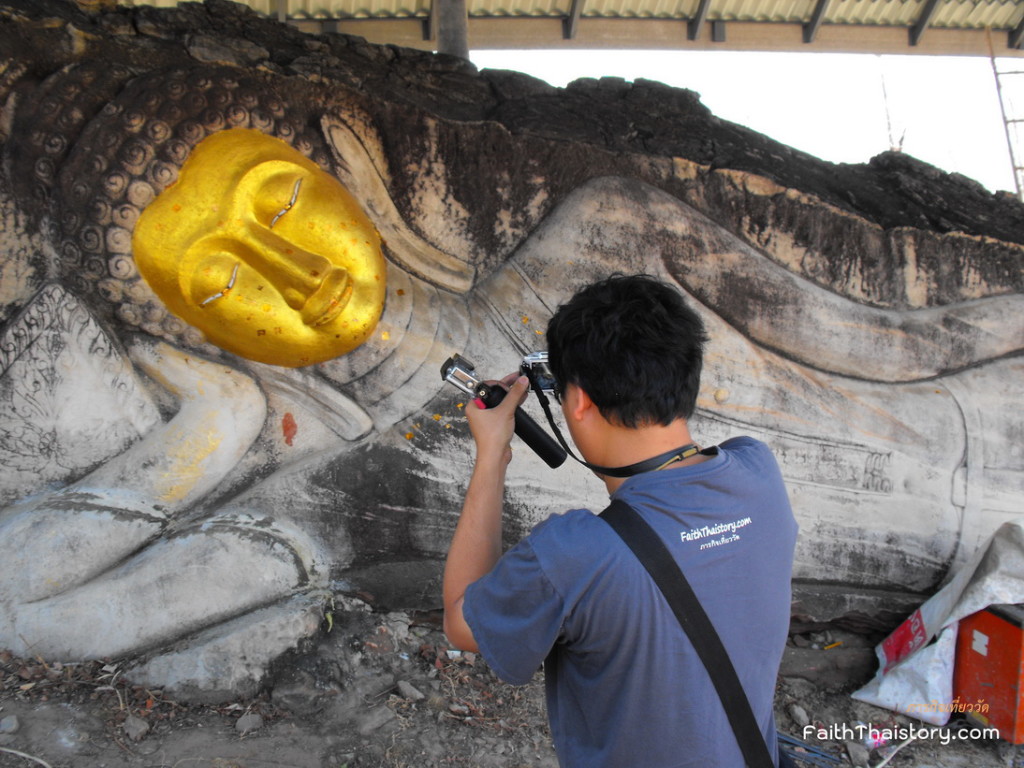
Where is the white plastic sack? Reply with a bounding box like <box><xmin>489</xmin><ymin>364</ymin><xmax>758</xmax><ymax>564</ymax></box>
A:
<box><xmin>852</xmin><ymin>517</ymin><xmax>1024</xmax><ymax>725</ymax></box>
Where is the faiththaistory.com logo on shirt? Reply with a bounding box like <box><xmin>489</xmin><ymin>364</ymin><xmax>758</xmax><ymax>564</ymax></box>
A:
<box><xmin>805</xmin><ymin>721</ymin><xmax>1000</xmax><ymax>748</ymax></box>
<box><xmin>681</xmin><ymin>517</ymin><xmax>752</xmax><ymax>550</ymax></box>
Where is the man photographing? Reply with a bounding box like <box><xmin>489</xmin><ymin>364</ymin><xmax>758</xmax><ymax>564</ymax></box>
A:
<box><xmin>443</xmin><ymin>274</ymin><xmax>798</xmax><ymax>767</ymax></box>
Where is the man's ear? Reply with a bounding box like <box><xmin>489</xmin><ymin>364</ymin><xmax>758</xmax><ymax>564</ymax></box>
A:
<box><xmin>565</xmin><ymin>383</ymin><xmax>594</xmax><ymax>423</ymax></box>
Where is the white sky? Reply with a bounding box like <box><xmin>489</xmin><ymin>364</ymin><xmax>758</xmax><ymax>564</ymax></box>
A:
<box><xmin>470</xmin><ymin>50</ymin><xmax>1021</xmax><ymax>196</ymax></box>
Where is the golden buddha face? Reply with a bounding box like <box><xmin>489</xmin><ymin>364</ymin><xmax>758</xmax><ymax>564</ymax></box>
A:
<box><xmin>133</xmin><ymin>128</ymin><xmax>386</xmax><ymax>367</ymax></box>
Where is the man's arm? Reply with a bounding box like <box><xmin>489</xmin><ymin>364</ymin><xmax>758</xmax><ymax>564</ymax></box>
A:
<box><xmin>442</xmin><ymin>375</ymin><xmax>530</xmax><ymax>651</ymax></box>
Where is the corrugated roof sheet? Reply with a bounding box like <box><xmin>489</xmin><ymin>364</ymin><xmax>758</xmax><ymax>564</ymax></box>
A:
<box><xmin>125</xmin><ymin>0</ymin><xmax>1024</xmax><ymax>25</ymax></box>
<box><xmin>121</xmin><ymin>0</ymin><xmax>1024</xmax><ymax>52</ymax></box>
<box><xmin>474</xmin><ymin>0</ymin><xmax>570</xmax><ymax>17</ymax></box>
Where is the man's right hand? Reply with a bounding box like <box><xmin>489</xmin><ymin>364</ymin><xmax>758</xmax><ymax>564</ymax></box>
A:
<box><xmin>465</xmin><ymin>374</ymin><xmax>530</xmax><ymax>466</ymax></box>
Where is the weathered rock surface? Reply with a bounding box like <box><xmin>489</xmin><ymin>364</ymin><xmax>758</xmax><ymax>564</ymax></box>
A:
<box><xmin>0</xmin><ymin>0</ymin><xmax>1022</xmax><ymax>699</ymax></box>
<box><xmin>0</xmin><ymin>0</ymin><xmax>1021</xmax><ymax>242</ymax></box>
<box><xmin>3</xmin><ymin>0</ymin><xmax>1020</xmax><ymax>316</ymax></box>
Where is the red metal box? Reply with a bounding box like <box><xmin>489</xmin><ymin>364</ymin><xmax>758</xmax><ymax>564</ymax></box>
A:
<box><xmin>953</xmin><ymin>604</ymin><xmax>1024</xmax><ymax>744</ymax></box>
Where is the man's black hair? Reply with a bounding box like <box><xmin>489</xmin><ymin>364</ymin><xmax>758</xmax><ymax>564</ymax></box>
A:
<box><xmin>546</xmin><ymin>274</ymin><xmax>708</xmax><ymax>428</ymax></box>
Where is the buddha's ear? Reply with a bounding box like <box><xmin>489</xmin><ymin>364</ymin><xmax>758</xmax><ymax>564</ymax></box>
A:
<box><xmin>320</xmin><ymin>110</ymin><xmax>476</xmax><ymax>294</ymax></box>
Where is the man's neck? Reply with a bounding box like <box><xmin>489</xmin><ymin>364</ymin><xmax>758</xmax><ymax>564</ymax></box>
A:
<box><xmin>560</xmin><ymin>385</ymin><xmax>705</xmax><ymax>494</ymax></box>
<box><xmin>595</xmin><ymin>419</ymin><xmax>701</xmax><ymax>494</ymax></box>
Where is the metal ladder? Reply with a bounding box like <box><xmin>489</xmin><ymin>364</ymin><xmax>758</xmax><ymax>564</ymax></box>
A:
<box><xmin>990</xmin><ymin>36</ymin><xmax>1024</xmax><ymax>201</ymax></box>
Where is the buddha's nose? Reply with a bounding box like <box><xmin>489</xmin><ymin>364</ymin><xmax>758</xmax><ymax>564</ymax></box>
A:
<box><xmin>242</xmin><ymin>221</ymin><xmax>336</xmax><ymax>312</ymax></box>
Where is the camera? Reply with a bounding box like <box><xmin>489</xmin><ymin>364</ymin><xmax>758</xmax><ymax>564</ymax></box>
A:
<box><xmin>519</xmin><ymin>351</ymin><xmax>557</xmax><ymax>397</ymax></box>
<box><xmin>440</xmin><ymin>353</ymin><xmax>566</xmax><ymax>468</ymax></box>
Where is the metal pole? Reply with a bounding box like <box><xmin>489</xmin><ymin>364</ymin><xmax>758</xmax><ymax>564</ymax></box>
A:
<box><xmin>436</xmin><ymin>0</ymin><xmax>470</xmax><ymax>59</ymax></box>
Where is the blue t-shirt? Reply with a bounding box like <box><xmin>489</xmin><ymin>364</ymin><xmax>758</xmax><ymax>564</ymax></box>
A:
<box><xmin>463</xmin><ymin>437</ymin><xmax>798</xmax><ymax>768</ymax></box>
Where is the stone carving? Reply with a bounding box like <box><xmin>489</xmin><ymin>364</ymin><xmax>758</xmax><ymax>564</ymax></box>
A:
<box><xmin>0</xmin><ymin>0</ymin><xmax>1021</xmax><ymax>698</ymax></box>
<box><xmin>0</xmin><ymin>283</ymin><xmax>161</xmax><ymax>506</ymax></box>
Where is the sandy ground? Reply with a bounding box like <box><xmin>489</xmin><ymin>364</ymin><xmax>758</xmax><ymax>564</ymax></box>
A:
<box><xmin>0</xmin><ymin>603</ymin><xmax>1019</xmax><ymax>768</ymax></box>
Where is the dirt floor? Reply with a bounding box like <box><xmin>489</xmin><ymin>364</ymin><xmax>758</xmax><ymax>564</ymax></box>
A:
<box><xmin>0</xmin><ymin>602</ymin><xmax>1018</xmax><ymax>768</ymax></box>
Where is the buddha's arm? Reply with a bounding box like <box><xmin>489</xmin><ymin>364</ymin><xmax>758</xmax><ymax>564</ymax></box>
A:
<box><xmin>0</xmin><ymin>340</ymin><xmax>266</xmax><ymax>601</ymax></box>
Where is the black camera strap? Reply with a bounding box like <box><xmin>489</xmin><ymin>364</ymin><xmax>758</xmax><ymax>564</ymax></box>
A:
<box><xmin>528</xmin><ymin>380</ymin><xmax>701</xmax><ymax>479</ymax></box>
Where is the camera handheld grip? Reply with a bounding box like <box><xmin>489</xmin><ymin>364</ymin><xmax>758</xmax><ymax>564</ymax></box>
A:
<box><xmin>476</xmin><ymin>383</ymin><xmax>567</xmax><ymax>469</ymax></box>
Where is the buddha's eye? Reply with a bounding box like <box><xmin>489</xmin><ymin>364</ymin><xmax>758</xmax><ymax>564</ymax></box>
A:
<box><xmin>269</xmin><ymin>178</ymin><xmax>302</xmax><ymax>229</ymax></box>
<box><xmin>199</xmin><ymin>262</ymin><xmax>239</xmax><ymax>307</ymax></box>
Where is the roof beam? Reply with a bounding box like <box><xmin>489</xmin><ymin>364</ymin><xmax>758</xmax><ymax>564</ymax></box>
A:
<box><xmin>424</xmin><ymin>8</ymin><xmax>438</xmax><ymax>41</ymax></box>
<box><xmin>803</xmin><ymin>0</ymin><xmax>831</xmax><ymax>44</ymax></box>
<box><xmin>909</xmin><ymin>0</ymin><xmax>942</xmax><ymax>46</ymax></box>
<box><xmin>564</xmin><ymin>0</ymin><xmax>585</xmax><ymax>39</ymax></box>
<box><xmin>1011</xmin><ymin>17</ymin><xmax>1024</xmax><ymax>49</ymax></box>
<box><xmin>688</xmin><ymin>0</ymin><xmax>710</xmax><ymax>41</ymax></box>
